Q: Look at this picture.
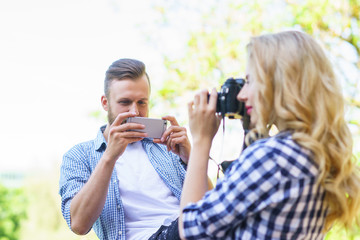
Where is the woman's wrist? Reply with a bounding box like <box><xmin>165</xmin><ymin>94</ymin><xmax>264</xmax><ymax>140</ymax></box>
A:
<box><xmin>192</xmin><ymin>136</ymin><xmax>213</xmax><ymax>146</ymax></box>
<box><xmin>190</xmin><ymin>139</ymin><xmax>212</xmax><ymax>163</ymax></box>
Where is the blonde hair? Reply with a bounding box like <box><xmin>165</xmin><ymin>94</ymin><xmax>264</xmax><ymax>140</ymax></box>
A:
<box><xmin>246</xmin><ymin>31</ymin><xmax>360</xmax><ymax>230</ymax></box>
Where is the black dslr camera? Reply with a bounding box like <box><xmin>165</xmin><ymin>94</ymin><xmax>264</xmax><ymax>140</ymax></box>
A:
<box><xmin>215</xmin><ymin>77</ymin><xmax>246</xmax><ymax>119</ymax></box>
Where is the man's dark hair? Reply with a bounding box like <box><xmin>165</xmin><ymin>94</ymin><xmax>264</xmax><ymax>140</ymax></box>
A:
<box><xmin>104</xmin><ymin>58</ymin><xmax>150</xmax><ymax>97</ymax></box>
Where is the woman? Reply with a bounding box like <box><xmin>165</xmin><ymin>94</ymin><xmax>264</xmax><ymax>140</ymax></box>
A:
<box><xmin>179</xmin><ymin>31</ymin><xmax>360</xmax><ymax>239</ymax></box>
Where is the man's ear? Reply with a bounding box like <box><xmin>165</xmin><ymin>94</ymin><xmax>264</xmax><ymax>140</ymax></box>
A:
<box><xmin>101</xmin><ymin>95</ymin><xmax>109</xmax><ymax>111</ymax></box>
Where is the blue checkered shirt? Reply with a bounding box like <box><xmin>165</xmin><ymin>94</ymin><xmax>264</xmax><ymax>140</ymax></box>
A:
<box><xmin>59</xmin><ymin>126</ymin><xmax>186</xmax><ymax>240</ymax></box>
<box><xmin>182</xmin><ymin>131</ymin><xmax>327</xmax><ymax>239</ymax></box>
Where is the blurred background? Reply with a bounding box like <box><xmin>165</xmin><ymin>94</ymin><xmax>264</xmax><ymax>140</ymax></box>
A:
<box><xmin>0</xmin><ymin>0</ymin><xmax>359</xmax><ymax>239</ymax></box>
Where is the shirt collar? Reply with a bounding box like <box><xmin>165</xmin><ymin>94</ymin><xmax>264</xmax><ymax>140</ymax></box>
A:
<box><xmin>142</xmin><ymin>137</ymin><xmax>154</xmax><ymax>142</ymax></box>
<box><xmin>95</xmin><ymin>125</ymin><xmax>107</xmax><ymax>152</ymax></box>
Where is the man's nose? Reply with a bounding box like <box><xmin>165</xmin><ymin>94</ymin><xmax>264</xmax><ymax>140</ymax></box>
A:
<box><xmin>129</xmin><ymin>103</ymin><xmax>139</xmax><ymax>115</ymax></box>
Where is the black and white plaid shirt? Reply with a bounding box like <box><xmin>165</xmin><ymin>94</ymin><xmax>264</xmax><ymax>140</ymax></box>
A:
<box><xmin>182</xmin><ymin>131</ymin><xmax>327</xmax><ymax>239</ymax></box>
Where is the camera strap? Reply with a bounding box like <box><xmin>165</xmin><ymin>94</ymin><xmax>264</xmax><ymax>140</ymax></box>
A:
<box><xmin>209</xmin><ymin>116</ymin><xmax>226</xmax><ymax>180</ymax></box>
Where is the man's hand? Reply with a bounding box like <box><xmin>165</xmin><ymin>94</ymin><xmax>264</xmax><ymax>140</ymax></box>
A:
<box><xmin>103</xmin><ymin>112</ymin><xmax>148</xmax><ymax>162</ymax></box>
<box><xmin>70</xmin><ymin>111</ymin><xmax>148</xmax><ymax>235</ymax></box>
<box><xmin>153</xmin><ymin>115</ymin><xmax>191</xmax><ymax>164</ymax></box>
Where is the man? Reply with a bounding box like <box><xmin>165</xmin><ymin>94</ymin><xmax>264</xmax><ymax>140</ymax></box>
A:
<box><xmin>59</xmin><ymin>58</ymin><xmax>191</xmax><ymax>240</ymax></box>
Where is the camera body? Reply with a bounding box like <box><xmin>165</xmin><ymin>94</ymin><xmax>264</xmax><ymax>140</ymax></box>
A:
<box><xmin>216</xmin><ymin>77</ymin><xmax>246</xmax><ymax>119</ymax></box>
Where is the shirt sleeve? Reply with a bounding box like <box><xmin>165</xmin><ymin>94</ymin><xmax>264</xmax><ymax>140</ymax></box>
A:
<box><xmin>59</xmin><ymin>144</ymin><xmax>91</xmax><ymax>230</ymax></box>
<box><xmin>182</xmin><ymin>143</ymin><xmax>284</xmax><ymax>239</ymax></box>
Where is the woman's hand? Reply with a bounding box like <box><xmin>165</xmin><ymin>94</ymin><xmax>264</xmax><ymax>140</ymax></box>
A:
<box><xmin>188</xmin><ymin>88</ymin><xmax>221</xmax><ymax>144</ymax></box>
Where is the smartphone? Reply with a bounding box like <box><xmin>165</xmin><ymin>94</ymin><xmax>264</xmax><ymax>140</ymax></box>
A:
<box><xmin>126</xmin><ymin>117</ymin><xmax>167</xmax><ymax>139</ymax></box>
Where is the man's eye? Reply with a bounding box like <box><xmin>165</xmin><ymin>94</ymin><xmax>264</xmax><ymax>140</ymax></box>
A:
<box><xmin>138</xmin><ymin>101</ymin><xmax>147</xmax><ymax>105</ymax></box>
<box><xmin>119</xmin><ymin>100</ymin><xmax>131</xmax><ymax>105</ymax></box>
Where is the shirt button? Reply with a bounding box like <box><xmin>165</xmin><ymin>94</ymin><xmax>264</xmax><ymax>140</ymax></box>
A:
<box><xmin>117</xmin><ymin>205</ymin><xmax>121</xmax><ymax>209</ymax></box>
<box><xmin>119</xmin><ymin>231</ymin><xmax>122</xmax><ymax>235</ymax></box>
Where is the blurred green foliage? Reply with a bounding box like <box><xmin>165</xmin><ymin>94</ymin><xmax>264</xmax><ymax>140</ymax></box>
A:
<box><xmin>0</xmin><ymin>184</ymin><xmax>27</xmax><ymax>240</ymax></box>
<box><xmin>151</xmin><ymin>0</ymin><xmax>360</xmax><ymax>131</ymax></box>
<box><xmin>18</xmin><ymin>173</ymin><xmax>98</xmax><ymax>240</ymax></box>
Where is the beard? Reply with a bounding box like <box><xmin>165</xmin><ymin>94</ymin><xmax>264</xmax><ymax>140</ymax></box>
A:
<box><xmin>107</xmin><ymin>104</ymin><xmax>116</xmax><ymax>126</ymax></box>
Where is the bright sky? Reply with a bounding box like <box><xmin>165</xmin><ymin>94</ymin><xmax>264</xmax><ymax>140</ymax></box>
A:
<box><xmin>0</xmin><ymin>0</ymin><xmax>168</xmax><ymax>172</ymax></box>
